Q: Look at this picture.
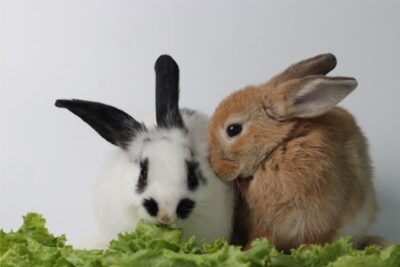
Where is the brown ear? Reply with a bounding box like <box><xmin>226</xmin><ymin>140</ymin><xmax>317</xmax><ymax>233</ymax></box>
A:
<box><xmin>267</xmin><ymin>53</ymin><xmax>337</xmax><ymax>86</ymax></box>
<box><xmin>265</xmin><ymin>76</ymin><xmax>357</xmax><ymax>119</ymax></box>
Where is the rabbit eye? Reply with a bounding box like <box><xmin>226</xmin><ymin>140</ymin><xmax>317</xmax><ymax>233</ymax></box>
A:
<box><xmin>140</xmin><ymin>164</ymin><xmax>147</xmax><ymax>177</ymax></box>
<box><xmin>136</xmin><ymin>158</ymin><xmax>148</xmax><ymax>193</ymax></box>
<box><xmin>226</xmin><ymin>124</ymin><xmax>242</xmax><ymax>137</ymax></box>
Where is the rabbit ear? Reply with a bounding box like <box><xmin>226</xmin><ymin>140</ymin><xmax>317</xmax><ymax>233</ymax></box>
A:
<box><xmin>267</xmin><ymin>53</ymin><xmax>337</xmax><ymax>86</ymax></box>
<box><xmin>55</xmin><ymin>99</ymin><xmax>144</xmax><ymax>149</ymax></box>
<box><xmin>155</xmin><ymin>54</ymin><xmax>184</xmax><ymax>128</ymax></box>
<box><xmin>266</xmin><ymin>76</ymin><xmax>357</xmax><ymax>119</ymax></box>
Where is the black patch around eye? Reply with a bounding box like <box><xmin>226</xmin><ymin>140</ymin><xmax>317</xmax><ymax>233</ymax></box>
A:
<box><xmin>176</xmin><ymin>198</ymin><xmax>195</xmax><ymax>219</ymax></box>
<box><xmin>186</xmin><ymin>161</ymin><xmax>199</xmax><ymax>191</ymax></box>
<box><xmin>142</xmin><ymin>198</ymin><xmax>158</xmax><ymax>217</ymax></box>
<box><xmin>136</xmin><ymin>158</ymin><xmax>148</xmax><ymax>193</ymax></box>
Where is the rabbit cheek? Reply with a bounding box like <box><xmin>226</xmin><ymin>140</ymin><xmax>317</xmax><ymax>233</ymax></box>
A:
<box><xmin>210</xmin><ymin>155</ymin><xmax>240</xmax><ymax>181</ymax></box>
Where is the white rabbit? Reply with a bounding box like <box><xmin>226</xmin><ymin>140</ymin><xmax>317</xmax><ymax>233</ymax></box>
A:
<box><xmin>56</xmin><ymin>55</ymin><xmax>234</xmax><ymax>247</ymax></box>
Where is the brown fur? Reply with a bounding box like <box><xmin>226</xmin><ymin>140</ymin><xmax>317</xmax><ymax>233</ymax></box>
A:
<box><xmin>268</xmin><ymin>53</ymin><xmax>337</xmax><ymax>86</ymax></box>
<box><xmin>208</xmin><ymin>54</ymin><xmax>380</xmax><ymax>251</ymax></box>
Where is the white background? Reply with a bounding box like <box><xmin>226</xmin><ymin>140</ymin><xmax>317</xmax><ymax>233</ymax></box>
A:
<box><xmin>1</xmin><ymin>0</ymin><xmax>399</xmax><ymax>246</ymax></box>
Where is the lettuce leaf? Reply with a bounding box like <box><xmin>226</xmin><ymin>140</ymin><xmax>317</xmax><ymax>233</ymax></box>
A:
<box><xmin>1</xmin><ymin>213</ymin><xmax>399</xmax><ymax>267</ymax></box>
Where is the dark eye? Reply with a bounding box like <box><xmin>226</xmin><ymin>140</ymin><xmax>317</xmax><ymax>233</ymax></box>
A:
<box><xmin>140</xmin><ymin>162</ymin><xmax>147</xmax><ymax>177</ymax></box>
<box><xmin>226</xmin><ymin>123</ymin><xmax>242</xmax><ymax>137</ymax></box>
<box><xmin>186</xmin><ymin>161</ymin><xmax>199</xmax><ymax>191</ymax></box>
<box><xmin>136</xmin><ymin>158</ymin><xmax>148</xmax><ymax>193</ymax></box>
<box><xmin>176</xmin><ymin>198</ymin><xmax>195</xmax><ymax>219</ymax></box>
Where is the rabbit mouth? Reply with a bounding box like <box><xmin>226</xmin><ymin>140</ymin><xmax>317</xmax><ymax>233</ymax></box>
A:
<box><xmin>235</xmin><ymin>176</ymin><xmax>253</xmax><ymax>190</ymax></box>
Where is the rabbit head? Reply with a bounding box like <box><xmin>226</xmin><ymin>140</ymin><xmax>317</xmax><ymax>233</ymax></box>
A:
<box><xmin>56</xmin><ymin>55</ymin><xmax>203</xmax><ymax>227</ymax></box>
<box><xmin>208</xmin><ymin>53</ymin><xmax>358</xmax><ymax>183</ymax></box>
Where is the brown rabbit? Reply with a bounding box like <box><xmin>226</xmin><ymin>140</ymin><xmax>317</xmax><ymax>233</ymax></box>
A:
<box><xmin>208</xmin><ymin>54</ymin><xmax>380</xmax><ymax>251</ymax></box>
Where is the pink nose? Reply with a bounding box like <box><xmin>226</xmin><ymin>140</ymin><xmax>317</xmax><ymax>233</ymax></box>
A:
<box><xmin>158</xmin><ymin>210</ymin><xmax>173</xmax><ymax>225</ymax></box>
<box><xmin>159</xmin><ymin>215</ymin><xmax>171</xmax><ymax>224</ymax></box>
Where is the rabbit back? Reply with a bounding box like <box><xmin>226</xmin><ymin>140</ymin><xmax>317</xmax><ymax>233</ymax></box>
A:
<box><xmin>244</xmin><ymin>107</ymin><xmax>377</xmax><ymax>250</ymax></box>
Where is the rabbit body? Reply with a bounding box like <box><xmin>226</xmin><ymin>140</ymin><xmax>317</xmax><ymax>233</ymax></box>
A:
<box><xmin>241</xmin><ymin>107</ymin><xmax>376</xmax><ymax>250</ymax></box>
<box><xmin>95</xmin><ymin>110</ymin><xmax>234</xmax><ymax>244</ymax></box>
<box><xmin>208</xmin><ymin>54</ymin><xmax>378</xmax><ymax>250</ymax></box>
<box><xmin>56</xmin><ymin>55</ymin><xmax>234</xmax><ymax>248</ymax></box>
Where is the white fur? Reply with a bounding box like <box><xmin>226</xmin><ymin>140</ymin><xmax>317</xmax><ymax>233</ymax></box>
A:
<box><xmin>93</xmin><ymin>110</ymin><xmax>234</xmax><ymax>246</ymax></box>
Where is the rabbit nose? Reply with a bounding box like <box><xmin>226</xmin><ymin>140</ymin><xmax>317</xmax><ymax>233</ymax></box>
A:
<box><xmin>158</xmin><ymin>210</ymin><xmax>173</xmax><ymax>225</ymax></box>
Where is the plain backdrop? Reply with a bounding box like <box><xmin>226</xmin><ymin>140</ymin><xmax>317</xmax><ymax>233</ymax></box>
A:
<box><xmin>1</xmin><ymin>0</ymin><xmax>399</xmax><ymax>246</ymax></box>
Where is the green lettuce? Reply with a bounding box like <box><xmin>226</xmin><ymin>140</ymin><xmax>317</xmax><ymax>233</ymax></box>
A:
<box><xmin>0</xmin><ymin>213</ymin><xmax>399</xmax><ymax>267</ymax></box>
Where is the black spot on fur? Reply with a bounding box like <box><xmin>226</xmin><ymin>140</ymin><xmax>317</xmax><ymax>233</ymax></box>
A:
<box><xmin>55</xmin><ymin>99</ymin><xmax>145</xmax><ymax>150</ymax></box>
<box><xmin>176</xmin><ymin>198</ymin><xmax>195</xmax><ymax>219</ymax></box>
<box><xmin>186</xmin><ymin>161</ymin><xmax>199</xmax><ymax>191</ymax></box>
<box><xmin>143</xmin><ymin>198</ymin><xmax>158</xmax><ymax>217</ymax></box>
<box><xmin>136</xmin><ymin>158</ymin><xmax>148</xmax><ymax>193</ymax></box>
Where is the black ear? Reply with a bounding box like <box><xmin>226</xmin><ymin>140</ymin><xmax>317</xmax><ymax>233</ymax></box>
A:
<box><xmin>155</xmin><ymin>55</ymin><xmax>184</xmax><ymax>128</ymax></box>
<box><xmin>55</xmin><ymin>99</ymin><xmax>145</xmax><ymax>149</ymax></box>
